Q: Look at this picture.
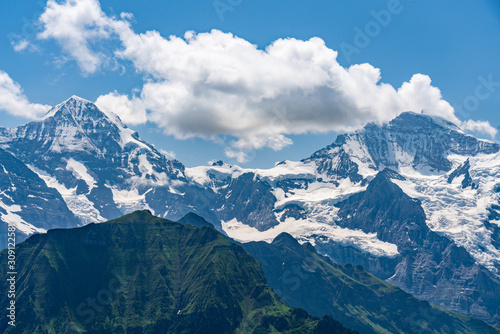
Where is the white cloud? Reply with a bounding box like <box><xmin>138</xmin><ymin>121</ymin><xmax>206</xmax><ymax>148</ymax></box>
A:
<box><xmin>461</xmin><ymin>119</ymin><xmax>497</xmax><ymax>139</ymax></box>
<box><xmin>110</xmin><ymin>29</ymin><xmax>473</xmax><ymax>147</ymax></box>
<box><xmin>37</xmin><ymin>0</ymin><xmax>498</xmax><ymax>152</ymax></box>
<box><xmin>159</xmin><ymin>149</ymin><xmax>176</xmax><ymax>160</ymax></box>
<box><xmin>12</xmin><ymin>39</ymin><xmax>32</xmax><ymax>52</ymax></box>
<box><xmin>224</xmin><ymin>148</ymin><xmax>249</xmax><ymax>163</ymax></box>
<box><xmin>0</xmin><ymin>70</ymin><xmax>51</xmax><ymax>118</ymax></box>
<box><xmin>95</xmin><ymin>91</ymin><xmax>147</xmax><ymax>125</ymax></box>
<box><xmin>37</xmin><ymin>0</ymin><xmax>117</xmax><ymax>74</ymax></box>
<box><xmin>397</xmin><ymin>74</ymin><xmax>458</xmax><ymax>123</ymax></box>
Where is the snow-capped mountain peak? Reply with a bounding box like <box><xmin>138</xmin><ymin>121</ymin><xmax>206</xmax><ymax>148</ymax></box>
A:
<box><xmin>388</xmin><ymin>111</ymin><xmax>461</xmax><ymax>132</ymax></box>
<box><xmin>306</xmin><ymin>111</ymin><xmax>500</xmax><ymax>179</ymax></box>
<box><xmin>45</xmin><ymin>95</ymin><xmax>132</xmax><ymax>131</ymax></box>
<box><xmin>0</xmin><ymin>96</ymin><xmax>192</xmax><ymax>227</ymax></box>
<box><xmin>0</xmin><ymin>96</ymin><xmax>157</xmax><ymax>156</ymax></box>
<box><xmin>43</xmin><ymin>95</ymin><xmax>109</xmax><ymax>123</ymax></box>
<box><xmin>45</xmin><ymin>95</ymin><xmax>122</xmax><ymax>130</ymax></box>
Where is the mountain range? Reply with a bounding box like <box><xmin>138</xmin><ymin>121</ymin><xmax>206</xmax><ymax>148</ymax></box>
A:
<box><xmin>1</xmin><ymin>210</ymin><xmax>498</xmax><ymax>333</ymax></box>
<box><xmin>1</xmin><ymin>96</ymin><xmax>499</xmax><ymax>327</ymax></box>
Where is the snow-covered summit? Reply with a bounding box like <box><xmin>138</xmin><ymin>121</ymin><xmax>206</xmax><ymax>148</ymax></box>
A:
<box><xmin>388</xmin><ymin>111</ymin><xmax>461</xmax><ymax>132</ymax></box>
<box><xmin>306</xmin><ymin>111</ymin><xmax>499</xmax><ymax>178</ymax></box>
<box><xmin>44</xmin><ymin>96</ymin><xmax>107</xmax><ymax>122</ymax></box>
<box><xmin>1</xmin><ymin>96</ymin><xmax>157</xmax><ymax>156</ymax></box>
<box><xmin>0</xmin><ymin>96</ymin><xmax>191</xmax><ymax>226</ymax></box>
<box><xmin>44</xmin><ymin>95</ymin><xmax>130</xmax><ymax>130</ymax></box>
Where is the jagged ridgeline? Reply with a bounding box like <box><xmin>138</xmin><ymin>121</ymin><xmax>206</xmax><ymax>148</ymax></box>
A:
<box><xmin>0</xmin><ymin>210</ymin><xmax>356</xmax><ymax>334</ymax></box>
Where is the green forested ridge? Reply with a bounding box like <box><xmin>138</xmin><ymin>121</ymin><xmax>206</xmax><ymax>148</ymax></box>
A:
<box><xmin>0</xmin><ymin>210</ymin><xmax>355</xmax><ymax>334</ymax></box>
<box><xmin>243</xmin><ymin>232</ymin><xmax>500</xmax><ymax>334</ymax></box>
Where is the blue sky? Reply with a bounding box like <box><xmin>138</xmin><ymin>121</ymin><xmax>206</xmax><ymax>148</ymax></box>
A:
<box><xmin>1</xmin><ymin>0</ymin><xmax>500</xmax><ymax>167</ymax></box>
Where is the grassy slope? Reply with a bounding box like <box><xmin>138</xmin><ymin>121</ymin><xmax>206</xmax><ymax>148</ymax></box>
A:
<box><xmin>0</xmin><ymin>210</ymin><xmax>355</xmax><ymax>334</ymax></box>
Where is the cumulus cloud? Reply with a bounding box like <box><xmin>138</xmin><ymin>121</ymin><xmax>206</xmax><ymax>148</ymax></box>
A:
<box><xmin>461</xmin><ymin>119</ymin><xmax>498</xmax><ymax>139</ymax></box>
<box><xmin>95</xmin><ymin>91</ymin><xmax>147</xmax><ymax>125</ymax></box>
<box><xmin>224</xmin><ymin>148</ymin><xmax>249</xmax><ymax>163</ymax></box>
<box><xmin>37</xmin><ymin>0</ymin><xmax>117</xmax><ymax>74</ymax></box>
<box><xmin>397</xmin><ymin>74</ymin><xmax>458</xmax><ymax>123</ymax></box>
<box><xmin>0</xmin><ymin>70</ymin><xmax>51</xmax><ymax>118</ymax></box>
<box><xmin>37</xmin><ymin>0</ymin><xmax>498</xmax><ymax>153</ymax></box>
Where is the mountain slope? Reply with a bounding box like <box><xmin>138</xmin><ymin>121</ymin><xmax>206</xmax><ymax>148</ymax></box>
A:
<box><xmin>0</xmin><ymin>96</ymin><xmax>216</xmax><ymax>229</ymax></box>
<box><xmin>243</xmin><ymin>232</ymin><xmax>500</xmax><ymax>334</ymax></box>
<box><xmin>0</xmin><ymin>210</ymin><xmax>355</xmax><ymax>334</ymax></box>
<box><xmin>301</xmin><ymin>112</ymin><xmax>500</xmax><ymax>275</ymax></box>
<box><xmin>0</xmin><ymin>148</ymin><xmax>78</xmax><ymax>248</ymax></box>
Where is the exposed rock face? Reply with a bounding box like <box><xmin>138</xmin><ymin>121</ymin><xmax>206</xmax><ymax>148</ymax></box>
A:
<box><xmin>447</xmin><ymin>158</ymin><xmax>477</xmax><ymax>188</ymax></box>
<box><xmin>213</xmin><ymin>172</ymin><xmax>279</xmax><ymax>230</ymax></box>
<box><xmin>302</xmin><ymin>142</ymin><xmax>364</xmax><ymax>182</ymax></box>
<box><xmin>0</xmin><ymin>148</ymin><xmax>78</xmax><ymax>248</ymax></box>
